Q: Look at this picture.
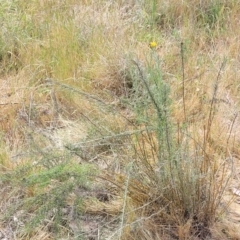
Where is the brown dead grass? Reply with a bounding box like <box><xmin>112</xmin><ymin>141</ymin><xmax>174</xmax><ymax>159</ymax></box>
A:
<box><xmin>1</xmin><ymin>0</ymin><xmax>240</xmax><ymax>239</ymax></box>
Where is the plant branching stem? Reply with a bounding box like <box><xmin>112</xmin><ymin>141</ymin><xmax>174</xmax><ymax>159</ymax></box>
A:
<box><xmin>132</xmin><ymin>60</ymin><xmax>163</xmax><ymax>121</ymax></box>
<box><xmin>205</xmin><ymin>59</ymin><xmax>226</xmax><ymax>143</ymax></box>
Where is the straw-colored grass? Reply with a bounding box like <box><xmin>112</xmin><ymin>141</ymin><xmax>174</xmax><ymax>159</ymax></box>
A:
<box><xmin>0</xmin><ymin>0</ymin><xmax>240</xmax><ymax>239</ymax></box>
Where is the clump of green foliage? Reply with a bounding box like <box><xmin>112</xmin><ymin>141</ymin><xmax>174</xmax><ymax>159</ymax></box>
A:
<box><xmin>1</xmin><ymin>148</ymin><xmax>96</xmax><ymax>238</ymax></box>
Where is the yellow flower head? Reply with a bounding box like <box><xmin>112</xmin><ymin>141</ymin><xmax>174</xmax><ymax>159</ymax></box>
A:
<box><xmin>149</xmin><ymin>41</ymin><xmax>157</xmax><ymax>49</ymax></box>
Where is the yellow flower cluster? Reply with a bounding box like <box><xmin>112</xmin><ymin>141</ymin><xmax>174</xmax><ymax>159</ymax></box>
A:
<box><xmin>149</xmin><ymin>41</ymin><xmax>157</xmax><ymax>49</ymax></box>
